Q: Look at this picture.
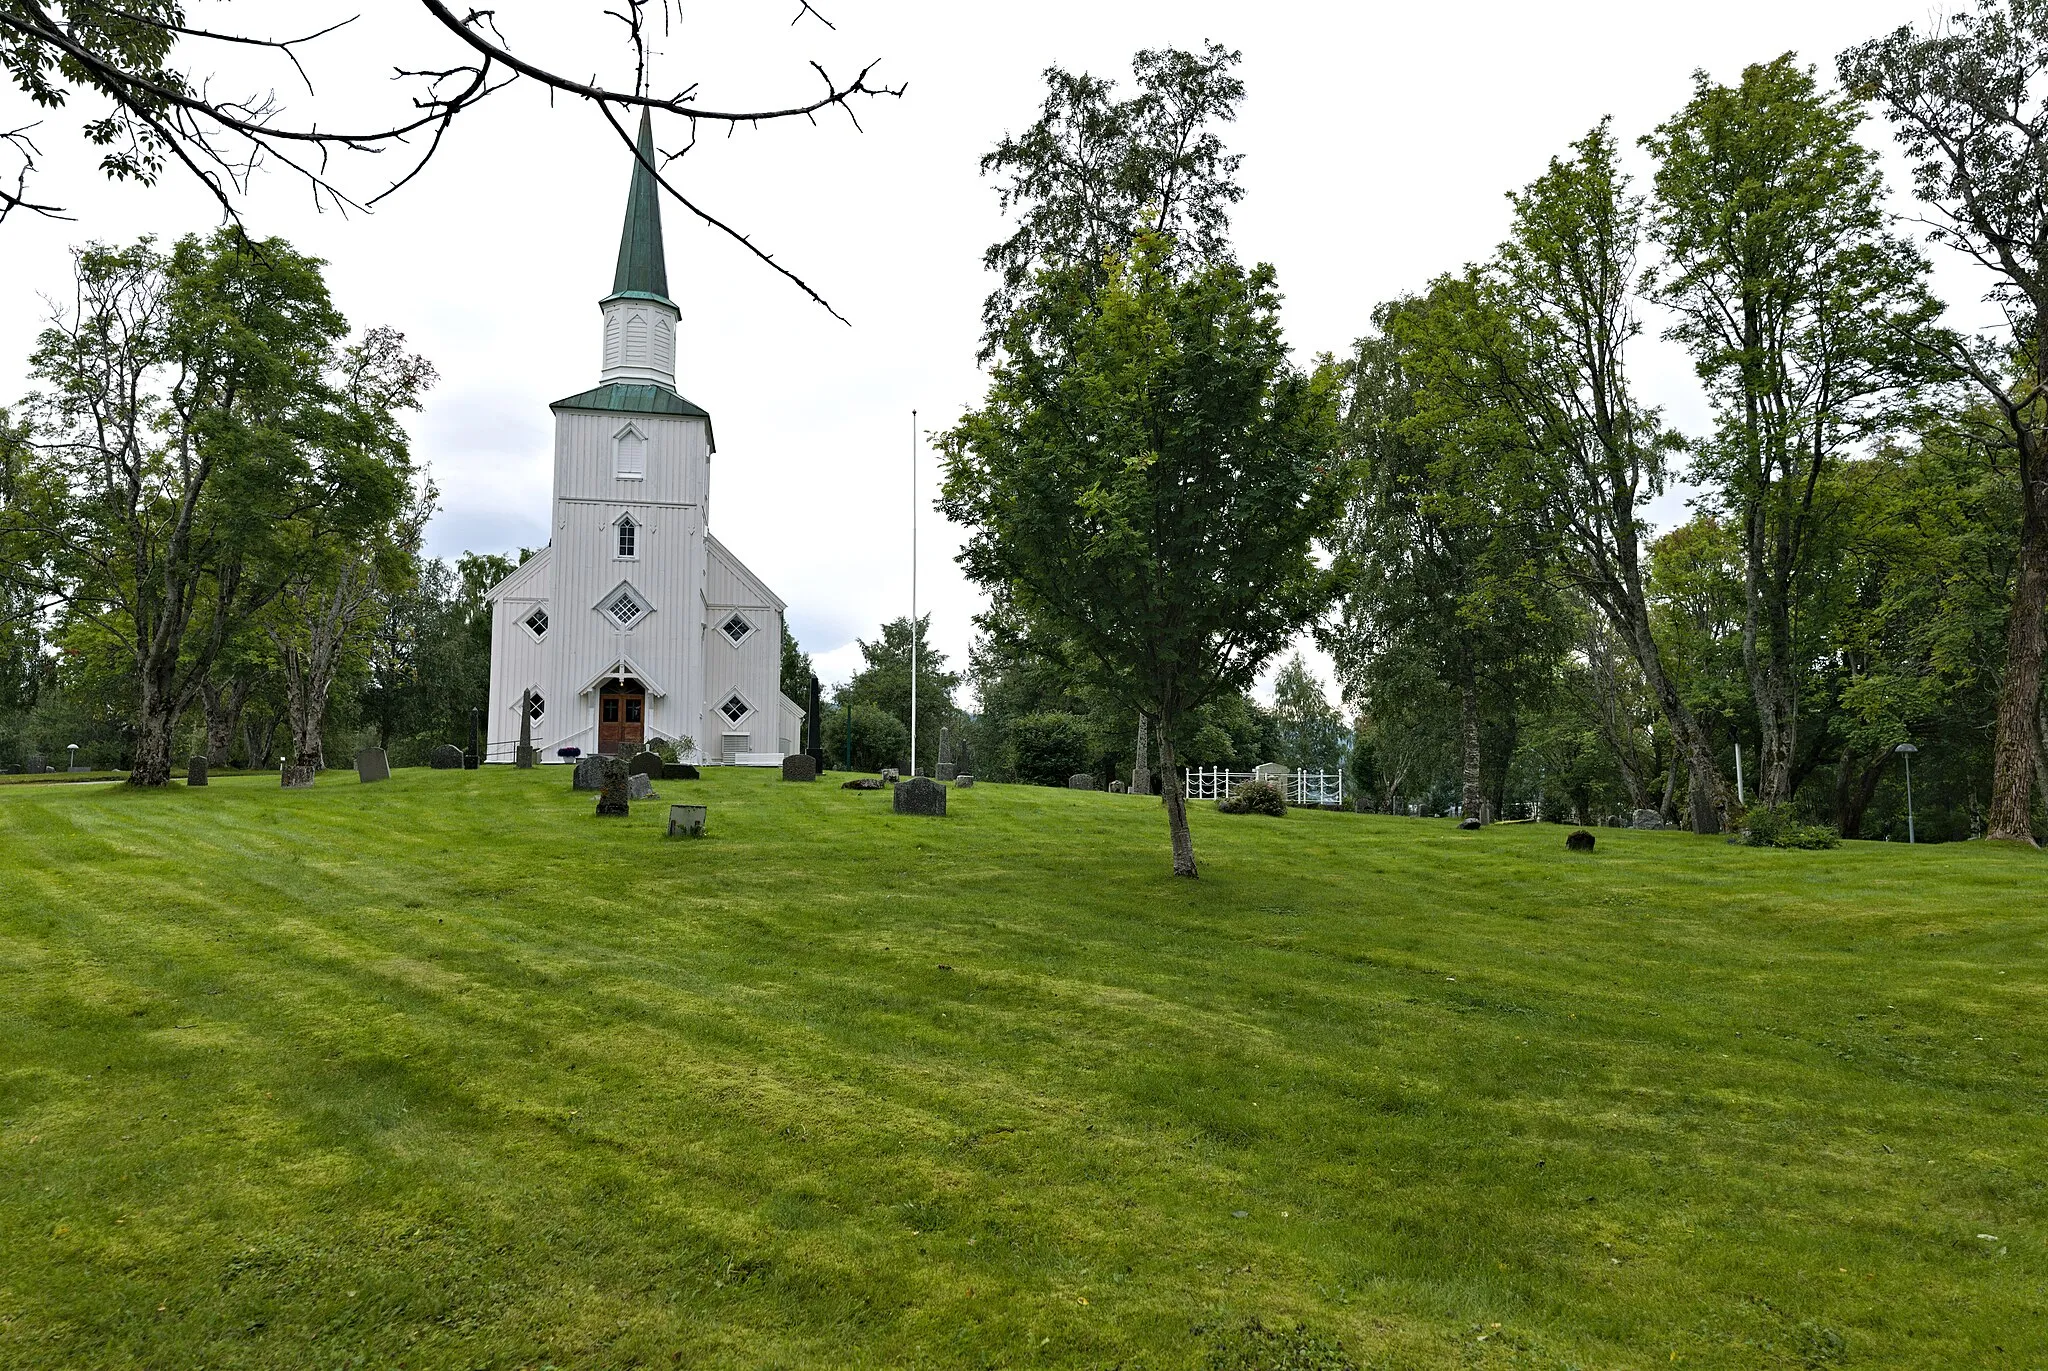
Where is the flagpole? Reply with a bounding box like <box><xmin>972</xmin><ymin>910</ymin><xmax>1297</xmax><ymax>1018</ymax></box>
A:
<box><xmin>910</xmin><ymin>409</ymin><xmax>919</xmax><ymax>777</ymax></box>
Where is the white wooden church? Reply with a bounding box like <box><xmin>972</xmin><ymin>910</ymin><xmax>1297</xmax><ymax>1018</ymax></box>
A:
<box><xmin>484</xmin><ymin>114</ymin><xmax>804</xmax><ymax>764</ymax></box>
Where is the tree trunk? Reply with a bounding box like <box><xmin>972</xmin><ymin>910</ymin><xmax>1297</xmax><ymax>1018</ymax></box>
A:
<box><xmin>1157</xmin><ymin>730</ymin><xmax>1197</xmax><ymax>878</ymax></box>
<box><xmin>1833</xmin><ymin>745</ymin><xmax>1897</xmax><ymax>840</ymax></box>
<box><xmin>204</xmin><ymin>676</ymin><xmax>252</xmax><ymax>768</ymax></box>
<box><xmin>1986</xmin><ymin>514</ymin><xmax>2046</xmax><ymax>844</ymax></box>
<box><xmin>1459</xmin><ymin>680</ymin><xmax>1483</xmax><ymax>823</ymax></box>
<box><xmin>125</xmin><ymin>665</ymin><xmax>185</xmax><ymax>786</ymax></box>
<box><xmin>243</xmin><ymin>711</ymin><xmax>277</xmax><ymax>770</ymax></box>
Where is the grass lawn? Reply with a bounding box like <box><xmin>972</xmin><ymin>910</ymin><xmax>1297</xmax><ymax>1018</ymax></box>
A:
<box><xmin>0</xmin><ymin>767</ymin><xmax>2040</xmax><ymax>1369</ymax></box>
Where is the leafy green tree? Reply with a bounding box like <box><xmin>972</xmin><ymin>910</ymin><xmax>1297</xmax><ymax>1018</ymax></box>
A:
<box><xmin>1010</xmin><ymin>712</ymin><xmax>1092</xmax><ymax>786</ymax></box>
<box><xmin>1841</xmin><ymin>1</ymin><xmax>2048</xmax><ymax>843</ymax></box>
<box><xmin>6</xmin><ymin>231</ymin><xmax>418</xmax><ymax>784</ymax></box>
<box><xmin>1269</xmin><ymin>654</ymin><xmax>1347</xmax><ymax>773</ymax></box>
<box><xmin>780</xmin><ymin>622</ymin><xmax>814</xmax><ymax>709</ymax></box>
<box><xmin>1645</xmin><ymin>54</ymin><xmax>1937</xmax><ymax>811</ymax></box>
<box><xmin>814</xmin><ymin>700</ymin><xmax>909</xmax><ymax>775</ymax></box>
<box><xmin>834</xmin><ymin>615</ymin><xmax>961</xmax><ymax>775</ymax></box>
<box><xmin>979</xmin><ymin>43</ymin><xmax>1245</xmax><ymax>347</ymax></box>
<box><xmin>943</xmin><ymin>236</ymin><xmax>1345</xmax><ymax>876</ymax></box>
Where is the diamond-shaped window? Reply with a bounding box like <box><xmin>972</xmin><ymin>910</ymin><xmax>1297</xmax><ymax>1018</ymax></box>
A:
<box><xmin>526</xmin><ymin>691</ymin><xmax>546</xmax><ymax>721</ymax></box>
<box><xmin>720</xmin><ymin>612</ymin><xmax>752</xmax><ymax>645</ymax></box>
<box><xmin>605</xmin><ymin>588</ymin><xmax>645</xmax><ymax>627</ymax></box>
<box><xmin>719</xmin><ymin>693</ymin><xmax>750</xmax><ymax>725</ymax></box>
<box><xmin>524</xmin><ymin>607</ymin><xmax>549</xmax><ymax>638</ymax></box>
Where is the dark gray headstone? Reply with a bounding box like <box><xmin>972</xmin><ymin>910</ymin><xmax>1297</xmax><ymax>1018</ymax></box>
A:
<box><xmin>1457</xmin><ymin>816</ymin><xmax>1482</xmax><ymax>830</ymax></box>
<box><xmin>573</xmin><ymin>755</ymin><xmax>609</xmax><ymax>791</ymax></box>
<box><xmin>280</xmin><ymin>765</ymin><xmax>316</xmax><ymax>790</ymax></box>
<box><xmin>429</xmin><ymin>744</ymin><xmax>463</xmax><ymax>770</ymax></box>
<box><xmin>355</xmin><ymin>747</ymin><xmax>390</xmax><ymax>784</ymax></box>
<box><xmin>781</xmin><ymin>753</ymin><xmax>818</xmax><ymax>782</ymax></box>
<box><xmin>667</xmin><ymin>803</ymin><xmax>707</xmax><ymax>838</ymax></box>
<box><xmin>1631</xmin><ymin>808</ymin><xmax>1665</xmax><ymax>830</ymax></box>
<box><xmin>1068</xmin><ymin>773</ymin><xmax>1095</xmax><ymax>791</ymax></box>
<box><xmin>595</xmin><ymin>756</ymin><xmax>630</xmax><ymax>816</ymax></box>
<box><xmin>627</xmin><ymin>751</ymin><xmax>663</xmax><ymax>780</ymax></box>
<box><xmin>955</xmin><ymin>774</ymin><xmax>974</xmax><ymax>788</ymax></box>
<box><xmin>187</xmin><ymin>755</ymin><xmax>208</xmax><ymax>787</ymax></box>
<box><xmin>1108</xmin><ymin>780</ymin><xmax>1127</xmax><ymax>794</ymax></box>
<box><xmin>893</xmin><ymin>776</ymin><xmax>947</xmax><ymax>817</ymax></box>
<box><xmin>880</xmin><ymin>767</ymin><xmax>900</xmax><ymax>784</ymax></box>
<box><xmin>1566</xmin><ymin>829</ymin><xmax>1596</xmax><ymax>852</ymax></box>
<box><xmin>936</xmin><ymin>726</ymin><xmax>955</xmax><ymax>782</ymax></box>
<box><xmin>628</xmin><ymin>772</ymin><xmax>658</xmax><ymax>801</ymax></box>
<box><xmin>24</xmin><ymin>754</ymin><xmax>42</xmax><ymax>774</ymax></box>
<box><xmin>662</xmin><ymin>762</ymin><xmax>700</xmax><ymax>781</ymax></box>
<box><xmin>842</xmin><ymin>777</ymin><xmax>883</xmax><ymax>790</ymax></box>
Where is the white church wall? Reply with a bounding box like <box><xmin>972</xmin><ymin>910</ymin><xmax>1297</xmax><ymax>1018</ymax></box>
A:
<box><xmin>484</xmin><ymin>548</ymin><xmax>553</xmax><ymax>761</ymax></box>
<box><xmin>703</xmin><ymin>535</ymin><xmax>786</xmax><ymax>757</ymax></box>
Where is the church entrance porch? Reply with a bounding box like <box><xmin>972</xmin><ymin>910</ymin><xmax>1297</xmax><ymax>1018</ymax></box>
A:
<box><xmin>597</xmin><ymin>678</ymin><xmax>647</xmax><ymax>754</ymax></box>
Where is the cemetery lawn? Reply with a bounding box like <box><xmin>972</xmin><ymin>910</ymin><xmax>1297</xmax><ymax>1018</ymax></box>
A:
<box><xmin>0</xmin><ymin>770</ymin><xmax>2041</xmax><ymax>1370</ymax></box>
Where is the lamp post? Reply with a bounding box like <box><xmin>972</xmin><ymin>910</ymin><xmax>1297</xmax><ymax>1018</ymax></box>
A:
<box><xmin>66</xmin><ymin>743</ymin><xmax>79</xmax><ymax>772</ymax></box>
<box><xmin>1897</xmin><ymin>742</ymin><xmax>1918</xmax><ymax>844</ymax></box>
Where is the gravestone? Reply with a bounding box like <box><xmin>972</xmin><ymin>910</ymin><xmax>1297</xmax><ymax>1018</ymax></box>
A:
<box><xmin>662</xmin><ymin>762</ymin><xmax>700</xmax><ymax>781</ymax></box>
<box><xmin>1068</xmin><ymin>773</ymin><xmax>1095</xmax><ymax>791</ymax></box>
<box><xmin>573</xmin><ymin>755</ymin><xmax>609</xmax><ymax>790</ymax></box>
<box><xmin>893</xmin><ymin>776</ymin><xmax>947</xmax><ymax>817</ymax></box>
<box><xmin>954</xmin><ymin>774</ymin><xmax>974</xmax><ymax>788</ymax></box>
<box><xmin>781</xmin><ymin>753</ymin><xmax>818</xmax><ymax>782</ymax></box>
<box><xmin>667</xmin><ymin>803</ymin><xmax>707</xmax><ymax>838</ymax></box>
<box><xmin>1131</xmin><ymin>713</ymin><xmax>1151</xmax><ymax>799</ymax></box>
<box><xmin>1109</xmin><ymin>780</ymin><xmax>1127</xmax><ymax>794</ymax></box>
<box><xmin>627</xmin><ymin>751</ymin><xmax>664</xmax><ymax>780</ymax></box>
<box><xmin>1457</xmin><ymin>816</ymin><xmax>1482</xmax><ymax>830</ymax></box>
<box><xmin>280</xmin><ymin>765</ymin><xmax>316</xmax><ymax>789</ymax></box>
<box><xmin>516</xmin><ymin>690</ymin><xmax>535</xmax><ymax>768</ymax></box>
<box><xmin>24</xmin><ymin>754</ymin><xmax>43</xmax><ymax>774</ymax></box>
<box><xmin>936</xmin><ymin>727</ymin><xmax>955</xmax><ymax>782</ymax></box>
<box><xmin>429</xmin><ymin>744</ymin><xmax>463</xmax><ymax>770</ymax></box>
<box><xmin>880</xmin><ymin>767</ymin><xmax>900</xmax><ymax>784</ymax></box>
<box><xmin>595</xmin><ymin>756</ymin><xmax>631</xmax><ymax>816</ymax></box>
<box><xmin>186</xmin><ymin>755</ymin><xmax>208</xmax><ymax>786</ymax></box>
<box><xmin>1631</xmin><ymin>808</ymin><xmax>1665</xmax><ymax>830</ymax></box>
<box><xmin>842</xmin><ymin>777</ymin><xmax>883</xmax><ymax>790</ymax></box>
<box><xmin>628</xmin><ymin>772</ymin><xmax>658</xmax><ymax>801</ymax></box>
<box><xmin>1252</xmin><ymin>762</ymin><xmax>1288</xmax><ymax>784</ymax></box>
<box><xmin>1566</xmin><ymin>829</ymin><xmax>1596</xmax><ymax>852</ymax></box>
<box><xmin>355</xmin><ymin>747</ymin><xmax>390</xmax><ymax>784</ymax></box>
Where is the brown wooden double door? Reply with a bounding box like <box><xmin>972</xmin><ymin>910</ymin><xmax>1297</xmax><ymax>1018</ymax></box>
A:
<box><xmin>597</xmin><ymin>680</ymin><xmax>645</xmax><ymax>755</ymax></box>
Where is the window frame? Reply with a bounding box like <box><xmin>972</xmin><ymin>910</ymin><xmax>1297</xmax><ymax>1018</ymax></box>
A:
<box><xmin>716</xmin><ymin>690</ymin><xmax>754</xmax><ymax>727</ymax></box>
<box><xmin>616</xmin><ymin>514</ymin><xmax>639</xmax><ymax>561</ymax></box>
<box><xmin>718</xmin><ymin>610</ymin><xmax>755</xmax><ymax>647</ymax></box>
<box><xmin>601</xmin><ymin>583</ymin><xmax>650</xmax><ymax>630</ymax></box>
<box><xmin>521</xmin><ymin>605</ymin><xmax>550</xmax><ymax>642</ymax></box>
<box><xmin>613</xmin><ymin>423</ymin><xmax>647</xmax><ymax>481</ymax></box>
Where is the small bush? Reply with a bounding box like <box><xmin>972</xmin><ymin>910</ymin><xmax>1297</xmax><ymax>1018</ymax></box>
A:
<box><xmin>1201</xmin><ymin>1317</ymin><xmax>1358</xmax><ymax>1371</ymax></box>
<box><xmin>1742</xmin><ymin>806</ymin><xmax>1841</xmax><ymax>850</ymax></box>
<box><xmin>1217</xmin><ymin>779</ymin><xmax>1286</xmax><ymax>817</ymax></box>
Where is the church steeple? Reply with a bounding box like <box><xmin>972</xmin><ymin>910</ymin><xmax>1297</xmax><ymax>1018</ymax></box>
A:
<box><xmin>595</xmin><ymin>108</ymin><xmax>681</xmax><ymax>389</ymax></box>
<box><xmin>608</xmin><ymin>109</ymin><xmax>672</xmax><ymax>305</ymax></box>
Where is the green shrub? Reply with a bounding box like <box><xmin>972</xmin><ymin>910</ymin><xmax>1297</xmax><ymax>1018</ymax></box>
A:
<box><xmin>1217</xmin><ymin>779</ymin><xmax>1286</xmax><ymax>817</ymax></box>
<box><xmin>1011</xmin><ymin>712</ymin><xmax>1091</xmax><ymax>787</ymax></box>
<box><xmin>1742</xmin><ymin>806</ymin><xmax>1841</xmax><ymax>849</ymax></box>
<box><xmin>1201</xmin><ymin>1317</ymin><xmax>1357</xmax><ymax>1371</ymax></box>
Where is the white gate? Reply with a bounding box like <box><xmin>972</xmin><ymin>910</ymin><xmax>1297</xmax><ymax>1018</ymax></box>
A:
<box><xmin>1184</xmin><ymin>766</ymin><xmax>1343</xmax><ymax>807</ymax></box>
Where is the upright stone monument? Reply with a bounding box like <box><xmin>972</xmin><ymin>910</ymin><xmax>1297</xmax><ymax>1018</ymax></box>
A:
<box><xmin>1131</xmin><ymin>712</ymin><xmax>1151</xmax><ymax>797</ymax></box>
<box><xmin>667</xmin><ymin>803</ymin><xmax>707</xmax><ymax>837</ymax></box>
<box><xmin>936</xmin><ymin>727</ymin><xmax>955</xmax><ymax>782</ymax></box>
<box><xmin>516</xmin><ymin>690</ymin><xmax>536</xmax><ymax>768</ymax></box>
<box><xmin>429</xmin><ymin>744</ymin><xmax>463</xmax><ymax>770</ymax></box>
<box><xmin>187</xmin><ymin>755</ymin><xmax>208</xmax><ymax>787</ymax></box>
<box><xmin>1631</xmin><ymin>808</ymin><xmax>1665</xmax><ymax>830</ymax></box>
<box><xmin>627</xmin><ymin>750</ymin><xmax>664</xmax><ymax>780</ymax></box>
<box><xmin>595</xmin><ymin>756</ymin><xmax>631</xmax><ymax>816</ymax></box>
<box><xmin>281</xmin><ymin>764</ymin><xmax>316</xmax><ymax>789</ymax></box>
<box><xmin>781</xmin><ymin>753</ymin><xmax>818</xmax><ymax>782</ymax></box>
<box><xmin>627</xmin><ymin>771</ymin><xmax>659</xmax><ymax>800</ymax></box>
<box><xmin>355</xmin><ymin>747</ymin><xmax>390</xmax><ymax>783</ymax></box>
<box><xmin>893</xmin><ymin>775</ymin><xmax>947</xmax><ymax>817</ymax></box>
<box><xmin>954</xmin><ymin>774</ymin><xmax>974</xmax><ymax>788</ymax></box>
<box><xmin>1109</xmin><ymin>780</ymin><xmax>1127</xmax><ymax>794</ymax></box>
<box><xmin>1252</xmin><ymin>761</ymin><xmax>1288</xmax><ymax>785</ymax></box>
<box><xmin>573</xmin><ymin>755</ymin><xmax>609</xmax><ymax>790</ymax></box>
<box><xmin>1068</xmin><ymin>773</ymin><xmax>1096</xmax><ymax>791</ymax></box>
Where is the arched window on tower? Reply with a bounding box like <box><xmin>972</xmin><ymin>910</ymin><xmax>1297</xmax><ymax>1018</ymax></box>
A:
<box><xmin>617</xmin><ymin>515</ymin><xmax>637</xmax><ymax>559</ymax></box>
<box><xmin>614</xmin><ymin>425</ymin><xmax>646</xmax><ymax>479</ymax></box>
<box><xmin>653</xmin><ymin>316</ymin><xmax>674</xmax><ymax>373</ymax></box>
<box><xmin>624</xmin><ymin>311</ymin><xmax>648</xmax><ymax>364</ymax></box>
<box><xmin>604</xmin><ymin>312</ymin><xmax>623</xmax><ymax>370</ymax></box>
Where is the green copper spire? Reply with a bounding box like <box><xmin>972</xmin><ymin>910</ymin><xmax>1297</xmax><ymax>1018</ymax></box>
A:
<box><xmin>609</xmin><ymin>108</ymin><xmax>671</xmax><ymax>304</ymax></box>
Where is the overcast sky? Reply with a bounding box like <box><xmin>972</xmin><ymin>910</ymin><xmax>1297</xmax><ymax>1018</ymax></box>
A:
<box><xmin>1</xmin><ymin>0</ymin><xmax>1992</xmax><ymax>706</ymax></box>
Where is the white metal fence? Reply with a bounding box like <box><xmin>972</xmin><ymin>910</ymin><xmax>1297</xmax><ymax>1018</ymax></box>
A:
<box><xmin>1184</xmin><ymin>767</ymin><xmax>1344</xmax><ymax>807</ymax></box>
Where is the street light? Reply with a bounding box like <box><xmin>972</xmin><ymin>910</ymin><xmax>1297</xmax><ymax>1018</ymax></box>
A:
<box><xmin>65</xmin><ymin>743</ymin><xmax>79</xmax><ymax>772</ymax></box>
<box><xmin>1897</xmin><ymin>742</ymin><xmax>1919</xmax><ymax>844</ymax></box>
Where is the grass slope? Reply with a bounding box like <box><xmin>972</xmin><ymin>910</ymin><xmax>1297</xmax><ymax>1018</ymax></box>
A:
<box><xmin>0</xmin><ymin>768</ymin><xmax>2040</xmax><ymax>1369</ymax></box>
